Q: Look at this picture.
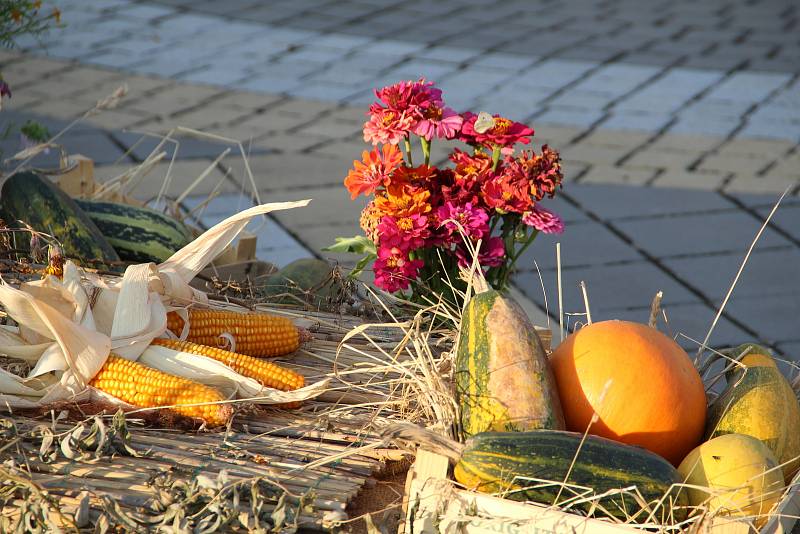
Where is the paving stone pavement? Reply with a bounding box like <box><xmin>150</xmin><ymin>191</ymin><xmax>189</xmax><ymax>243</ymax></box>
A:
<box><xmin>2</xmin><ymin>0</ymin><xmax>800</xmax><ymax>356</ymax></box>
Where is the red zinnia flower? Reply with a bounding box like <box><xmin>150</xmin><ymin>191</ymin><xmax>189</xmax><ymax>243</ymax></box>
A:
<box><xmin>375</xmin><ymin>78</ymin><xmax>441</xmax><ymax>115</ymax></box>
<box><xmin>460</xmin><ymin>112</ymin><xmax>534</xmax><ymax>149</ymax></box>
<box><xmin>482</xmin><ymin>171</ymin><xmax>533</xmax><ymax>214</ymax></box>
<box><xmin>512</xmin><ymin>146</ymin><xmax>564</xmax><ymax>200</ymax></box>
<box><xmin>373</xmin><ymin>233</ymin><xmax>424</xmax><ymax>293</ymax></box>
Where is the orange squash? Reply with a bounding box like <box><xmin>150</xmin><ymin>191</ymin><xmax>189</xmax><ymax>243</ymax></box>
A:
<box><xmin>550</xmin><ymin>320</ymin><xmax>706</xmax><ymax>466</ymax></box>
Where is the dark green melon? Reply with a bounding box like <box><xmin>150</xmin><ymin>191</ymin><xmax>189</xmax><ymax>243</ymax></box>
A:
<box><xmin>75</xmin><ymin>199</ymin><xmax>192</xmax><ymax>264</ymax></box>
<box><xmin>263</xmin><ymin>258</ymin><xmax>342</xmax><ymax>305</ymax></box>
<box><xmin>0</xmin><ymin>172</ymin><xmax>120</xmax><ymax>264</ymax></box>
<box><xmin>454</xmin><ymin>430</ymin><xmax>688</xmax><ymax>523</ymax></box>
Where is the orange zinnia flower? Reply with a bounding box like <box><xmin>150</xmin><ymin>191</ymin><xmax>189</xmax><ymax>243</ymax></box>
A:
<box><xmin>344</xmin><ymin>144</ymin><xmax>403</xmax><ymax>199</ymax></box>
<box><xmin>393</xmin><ymin>164</ymin><xmax>437</xmax><ymax>185</ymax></box>
<box><xmin>359</xmin><ymin>201</ymin><xmax>383</xmax><ymax>241</ymax></box>
<box><xmin>374</xmin><ymin>182</ymin><xmax>431</xmax><ymax>218</ymax></box>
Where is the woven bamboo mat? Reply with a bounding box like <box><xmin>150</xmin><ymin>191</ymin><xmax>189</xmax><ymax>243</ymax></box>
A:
<box><xmin>0</xmin><ymin>306</ymin><xmax>442</xmax><ymax>531</ymax></box>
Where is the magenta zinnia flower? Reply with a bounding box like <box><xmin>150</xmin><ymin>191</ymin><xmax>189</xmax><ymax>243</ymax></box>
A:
<box><xmin>456</xmin><ymin>235</ymin><xmax>505</xmax><ymax>268</ymax></box>
<box><xmin>413</xmin><ymin>103</ymin><xmax>463</xmax><ymax>140</ymax></box>
<box><xmin>378</xmin><ymin>214</ymin><xmax>429</xmax><ymax>249</ymax></box>
<box><xmin>373</xmin><ymin>243</ymin><xmax>424</xmax><ymax>293</ymax></box>
<box><xmin>437</xmin><ymin>201</ymin><xmax>489</xmax><ymax>240</ymax></box>
<box><xmin>522</xmin><ymin>205</ymin><xmax>564</xmax><ymax>234</ymax></box>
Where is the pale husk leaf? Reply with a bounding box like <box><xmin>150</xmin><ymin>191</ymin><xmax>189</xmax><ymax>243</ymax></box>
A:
<box><xmin>138</xmin><ymin>345</ymin><xmax>330</xmax><ymax>404</ymax></box>
<box><xmin>159</xmin><ymin>199</ymin><xmax>311</xmax><ymax>285</ymax></box>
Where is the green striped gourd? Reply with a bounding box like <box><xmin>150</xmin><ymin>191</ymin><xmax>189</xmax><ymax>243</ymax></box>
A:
<box><xmin>75</xmin><ymin>199</ymin><xmax>192</xmax><ymax>264</ymax></box>
<box><xmin>455</xmin><ymin>286</ymin><xmax>564</xmax><ymax>438</ymax></box>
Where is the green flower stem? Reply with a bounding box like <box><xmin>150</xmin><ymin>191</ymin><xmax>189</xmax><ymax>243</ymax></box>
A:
<box><xmin>506</xmin><ymin>229</ymin><xmax>539</xmax><ymax>275</ymax></box>
<box><xmin>420</xmin><ymin>137</ymin><xmax>431</xmax><ymax>166</ymax></box>
<box><xmin>403</xmin><ymin>136</ymin><xmax>413</xmax><ymax>166</ymax></box>
<box><xmin>491</xmin><ymin>146</ymin><xmax>501</xmax><ymax>171</ymax></box>
<box><xmin>488</xmin><ymin>216</ymin><xmax>499</xmax><ymax>236</ymax></box>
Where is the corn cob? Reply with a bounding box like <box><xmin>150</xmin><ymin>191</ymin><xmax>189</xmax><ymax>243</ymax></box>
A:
<box><xmin>166</xmin><ymin>309</ymin><xmax>300</xmax><ymax>357</ymax></box>
<box><xmin>150</xmin><ymin>338</ymin><xmax>305</xmax><ymax>392</ymax></box>
<box><xmin>90</xmin><ymin>354</ymin><xmax>232</xmax><ymax>427</ymax></box>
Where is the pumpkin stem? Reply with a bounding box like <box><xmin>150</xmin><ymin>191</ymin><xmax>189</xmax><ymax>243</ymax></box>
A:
<box><xmin>381</xmin><ymin>423</ymin><xmax>464</xmax><ymax>463</ymax></box>
<box><xmin>648</xmin><ymin>291</ymin><xmax>663</xmax><ymax>329</ymax></box>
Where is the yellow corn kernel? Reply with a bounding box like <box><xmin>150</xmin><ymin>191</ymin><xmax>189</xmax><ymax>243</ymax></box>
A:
<box><xmin>166</xmin><ymin>309</ymin><xmax>300</xmax><ymax>358</ymax></box>
<box><xmin>150</xmin><ymin>338</ymin><xmax>305</xmax><ymax>392</ymax></box>
<box><xmin>90</xmin><ymin>354</ymin><xmax>232</xmax><ymax>427</ymax></box>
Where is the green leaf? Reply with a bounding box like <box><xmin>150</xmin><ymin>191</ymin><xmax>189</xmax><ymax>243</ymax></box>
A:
<box><xmin>322</xmin><ymin>235</ymin><xmax>376</xmax><ymax>255</ymax></box>
<box><xmin>349</xmin><ymin>253</ymin><xmax>377</xmax><ymax>279</ymax></box>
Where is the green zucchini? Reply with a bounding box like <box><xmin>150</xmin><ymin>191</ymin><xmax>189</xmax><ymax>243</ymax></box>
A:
<box><xmin>454</xmin><ymin>430</ymin><xmax>688</xmax><ymax>523</ymax></box>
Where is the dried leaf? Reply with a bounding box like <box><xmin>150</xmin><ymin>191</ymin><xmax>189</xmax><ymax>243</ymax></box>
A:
<box><xmin>270</xmin><ymin>493</ymin><xmax>289</xmax><ymax>533</ymax></box>
<box><xmin>75</xmin><ymin>491</ymin><xmax>91</xmax><ymax>528</ymax></box>
<box><xmin>363</xmin><ymin>513</ymin><xmax>381</xmax><ymax>534</ymax></box>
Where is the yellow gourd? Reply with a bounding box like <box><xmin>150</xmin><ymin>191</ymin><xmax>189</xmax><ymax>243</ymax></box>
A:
<box><xmin>707</xmin><ymin>344</ymin><xmax>800</xmax><ymax>482</ymax></box>
<box><xmin>678</xmin><ymin>434</ymin><xmax>784</xmax><ymax>527</ymax></box>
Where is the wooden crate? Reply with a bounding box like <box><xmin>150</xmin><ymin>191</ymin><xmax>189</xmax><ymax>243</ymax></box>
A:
<box><xmin>402</xmin><ymin>449</ymin><xmax>800</xmax><ymax>534</ymax></box>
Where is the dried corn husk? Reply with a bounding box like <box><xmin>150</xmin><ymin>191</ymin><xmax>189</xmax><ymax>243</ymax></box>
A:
<box><xmin>0</xmin><ymin>200</ymin><xmax>327</xmax><ymax>409</ymax></box>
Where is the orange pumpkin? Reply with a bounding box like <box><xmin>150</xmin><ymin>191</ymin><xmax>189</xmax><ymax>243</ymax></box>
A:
<box><xmin>549</xmin><ymin>320</ymin><xmax>706</xmax><ymax>466</ymax></box>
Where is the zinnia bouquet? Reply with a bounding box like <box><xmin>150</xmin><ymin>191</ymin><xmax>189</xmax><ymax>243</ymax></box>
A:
<box><xmin>327</xmin><ymin>79</ymin><xmax>565</xmax><ymax>300</ymax></box>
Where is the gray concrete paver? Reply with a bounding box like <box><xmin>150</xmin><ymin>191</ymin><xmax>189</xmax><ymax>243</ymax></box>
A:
<box><xmin>566</xmin><ymin>184</ymin><xmax>736</xmax><ymax>220</ymax></box>
<box><xmin>615</xmin><ymin>211</ymin><xmax>792</xmax><ymax>258</ymax></box>
<box><xmin>663</xmin><ymin>248</ymin><xmax>800</xmax><ymax>301</ymax></box>
<box><xmin>724</xmin><ymin>294</ymin><xmax>800</xmax><ymax>345</ymax></box>
<box><xmin>611</xmin><ymin>304</ymin><xmax>753</xmax><ymax>350</ymax></box>
<box><xmin>515</xmin><ymin>260</ymin><xmax>699</xmax><ymax>316</ymax></box>
<box><xmin>6</xmin><ymin>0</ymin><xmax>800</xmax><ymax>349</ymax></box>
<box><xmin>518</xmin><ymin>220</ymin><xmax>644</xmax><ymax>270</ymax></box>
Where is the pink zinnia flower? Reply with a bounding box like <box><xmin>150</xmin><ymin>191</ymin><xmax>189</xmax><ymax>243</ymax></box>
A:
<box><xmin>378</xmin><ymin>214</ymin><xmax>429</xmax><ymax>249</ymax></box>
<box><xmin>522</xmin><ymin>205</ymin><xmax>564</xmax><ymax>234</ymax></box>
<box><xmin>460</xmin><ymin>112</ymin><xmax>534</xmax><ymax>149</ymax></box>
<box><xmin>363</xmin><ymin>105</ymin><xmax>416</xmax><ymax>145</ymax></box>
<box><xmin>413</xmin><ymin>103</ymin><xmax>463</xmax><ymax>140</ymax></box>
<box><xmin>344</xmin><ymin>144</ymin><xmax>404</xmax><ymax>199</ymax></box>
<box><xmin>437</xmin><ymin>201</ymin><xmax>489</xmax><ymax>240</ymax></box>
<box><xmin>456</xmin><ymin>235</ymin><xmax>505</xmax><ymax>268</ymax></box>
<box><xmin>373</xmin><ymin>244</ymin><xmax>424</xmax><ymax>293</ymax></box>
